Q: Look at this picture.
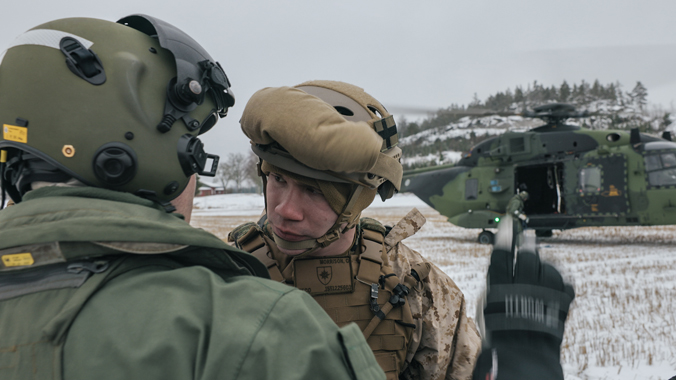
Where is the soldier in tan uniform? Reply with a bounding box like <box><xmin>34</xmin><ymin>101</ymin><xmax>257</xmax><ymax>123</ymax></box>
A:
<box><xmin>229</xmin><ymin>81</ymin><xmax>482</xmax><ymax>380</ymax></box>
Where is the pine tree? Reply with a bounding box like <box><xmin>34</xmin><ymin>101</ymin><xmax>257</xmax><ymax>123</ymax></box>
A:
<box><xmin>614</xmin><ymin>81</ymin><xmax>625</xmax><ymax>105</ymax></box>
<box><xmin>529</xmin><ymin>80</ymin><xmax>544</xmax><ymax>104</ymax></box>
<box><xmin>606</xmin><ymin>83</ymin><xmax>617</xmax><ymax>102</ymax></box>
<box><xmin>571</xmin><ymin>84</ymin><xmax>579</xmax><ymax>102</ymax></box>
<box><xmin>629</xmin><ymin>81</ymin><xmax>648</xmax><ymax>110</ymax></box>
<box><xmin>514</xmin><ymin>86</ymin><xmax>524</xmax><ymax>103</ymax></box>
<box><xmin>591</xmin><ymin>79</ymin><xmax>602</xmax><ymax>97</ymax></box>
<box><xmin>578</xmin><ymin>80</ymin><xmax>591</xmax><ymax>105</ymax></box>
<box><xmin>559</xmin><ymin>81</ymin><xmax>571</xmax><ymax>102</ymax></box>
<box><xmin>469</xmin><ymin>93</ymin><xmax>482</xmax><ymax>108</ymax></box>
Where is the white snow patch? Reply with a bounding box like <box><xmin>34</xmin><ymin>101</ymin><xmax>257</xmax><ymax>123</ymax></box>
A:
<box><xmin>193</xmin><ymin>192</ymin><xmax>429</xmax><ymax>214</ymax></box>
<box><xmin>191</xmin><ymin>193</ymin><xmax>676</xmax><ymax>379</ymax></box>
<box><xmin>193</xmin><ymin>193</ymin><xmax>265</xmax><ymax>216</ymax></box>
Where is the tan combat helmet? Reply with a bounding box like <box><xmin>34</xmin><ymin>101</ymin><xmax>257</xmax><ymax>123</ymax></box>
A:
<box><xmin>240</xmin><ymin>80</ymin><xmax>402</xmax><ymax>255</ymax></box>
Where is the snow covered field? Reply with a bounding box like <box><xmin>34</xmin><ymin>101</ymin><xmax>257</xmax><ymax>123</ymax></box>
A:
<box><xmin>192</xmin><ymin>193</ymin><xmax>676</xmax><ymax>380</ymax></box>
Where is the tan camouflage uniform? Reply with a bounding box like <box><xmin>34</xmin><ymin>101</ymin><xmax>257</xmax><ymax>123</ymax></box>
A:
<box><xmin>233</xmin><ymin>208</ymin><xmax>482</xmax><ymax>380</ymax></box>
<box><xmin>384</xmin><ymin>209</ymin><xmax>481</xmax><ymax>380</ymax></box>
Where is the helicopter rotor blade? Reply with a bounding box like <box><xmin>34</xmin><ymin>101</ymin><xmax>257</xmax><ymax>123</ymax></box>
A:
<box><xmin>442</xmin><ymin>108</ymin><xmax>520</xmax><ymax>117</ymax></box>
<box><xmin>388</xmin><ymin>102</ymin><xmax>614</xmax><ymax>124</ymax></box>
<box><xmin>386</xmin><ymin>105</ymin><xmax>440</xmax><ymax>116</ymax></box>
<box><xmin>387</xmin><ymin>105</ymin><xmax>521</xmax><ymax>118</ymax></box>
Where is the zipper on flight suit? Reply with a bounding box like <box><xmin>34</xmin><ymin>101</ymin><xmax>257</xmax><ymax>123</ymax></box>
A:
<box><xmin>0</xmin><ymin>260</ymin><xmax>110</xmax><ymax>301</ymax></box>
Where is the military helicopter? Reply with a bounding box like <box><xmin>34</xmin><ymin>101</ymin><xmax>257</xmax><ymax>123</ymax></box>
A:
<box><xmin>400</xmin><ymin>103</ymin><xmax>676</xmax><ymax>244</ymax></box>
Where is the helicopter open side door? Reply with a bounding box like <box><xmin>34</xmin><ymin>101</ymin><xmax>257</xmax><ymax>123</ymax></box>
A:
<box><xmin>564</xmin><ymin>154</ymin><xmax>629</xmax><ymax>218</ymax></box>
<box><xmin>514</xmin><ymin>163</ymin><xmax>565</xmax><ymax>216</ymax></box>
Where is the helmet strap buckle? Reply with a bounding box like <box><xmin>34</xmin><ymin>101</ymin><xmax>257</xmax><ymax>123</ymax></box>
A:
<box><xmin>317</xmin><ymin>228</ymin><xmax>341</xmax><ymax>247</ymax></box>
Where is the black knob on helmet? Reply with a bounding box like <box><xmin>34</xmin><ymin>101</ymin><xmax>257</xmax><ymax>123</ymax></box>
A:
<box><xmin>93</xmin><ymin>143</ymin><xmax>137</xmax><ymax>186</ymax></box>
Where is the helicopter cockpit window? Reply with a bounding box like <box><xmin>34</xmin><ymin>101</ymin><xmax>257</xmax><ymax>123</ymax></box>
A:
<box><xmin>606</xmin><ymin>133</ymin><xmax>621</xmax><ymax>142</ymax></box>
<box><xmin>578</xmin><ymin>167</ymin><xmax>601</xmax><ymax>193</ymax></box>
<box><xmin>660</xmin><ymin>153</ymin><xmax>676</xmax><ymax>168</ymax></box>
<box><xmin>644</xmin><ymin>155</ymin><xmax>661</xmax><ymax>172</ymax></box>
<box><xmin>648</xmin><ymin>169</ymin><xmax>676</xmax><ymax>186</ymax></box>
<box><xmin>465</xmin><ymin>178</ymin><xmax>478</xmax><ymax>200</ymax></box>
<box><xmin>645</xmin><ymin>153</ymin><xmax>676</xmax><ymax>186</ymax></box>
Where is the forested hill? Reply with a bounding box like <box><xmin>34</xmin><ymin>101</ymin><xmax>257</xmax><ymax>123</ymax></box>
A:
<box><xmin>398</xmin><ymin>80</ymin><xmax>675</xmax><ymax>170</ymax></box>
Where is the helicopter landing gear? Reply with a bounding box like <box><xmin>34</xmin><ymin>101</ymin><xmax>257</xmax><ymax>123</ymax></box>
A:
<box><xmin>478</xmin><ymin>230</ymin><xmax>495</xmax><ymax>245</ymax></box>
<box><xmin>535</xmin><ymin>229</ymin><xmax>553</xmax><ymax>238</ymax></box>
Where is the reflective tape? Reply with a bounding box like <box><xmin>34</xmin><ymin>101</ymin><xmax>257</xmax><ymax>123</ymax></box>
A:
<box><xmin>0</xmin><ymin>29</ymin><xmax>93</xmax><ymax>65</ymax></box>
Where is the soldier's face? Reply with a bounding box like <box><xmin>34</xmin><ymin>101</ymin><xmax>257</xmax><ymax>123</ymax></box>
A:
<box><xmin>266</xmin><ymin>172</ymin><xmax>339</xmax><ymax>255</ymax></box>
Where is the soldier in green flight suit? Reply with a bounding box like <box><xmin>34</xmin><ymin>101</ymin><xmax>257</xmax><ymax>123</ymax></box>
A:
<box><xmin>506</xmin><ymin>192</ymin><xmax>529</xmax><ymax>223</ymax></box>
<box><xmin>506</xmin><ymin>191</ymin><xmax>529</xmax><ymax>246</ymax></box>
<box><xmin>0</xmin><ymin>15</ymin><xmax>382</xmax><ymax>380</ymax></box>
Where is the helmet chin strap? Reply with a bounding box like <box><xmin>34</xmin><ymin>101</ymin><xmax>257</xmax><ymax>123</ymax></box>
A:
<box><xmin>271</xmin><ymin>186</ymin><xmax>363</xmax><ymax>259</ymax></box>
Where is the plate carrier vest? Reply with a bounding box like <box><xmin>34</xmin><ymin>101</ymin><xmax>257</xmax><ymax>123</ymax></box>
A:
<box><xmin>230</xmin><ymin>213</ymin><xmax>430</xmax><ymax>380</ymax></box>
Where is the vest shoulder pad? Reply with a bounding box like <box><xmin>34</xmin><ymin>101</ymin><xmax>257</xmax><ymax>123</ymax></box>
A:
<box><xmin>227</xmin><ymin>222</ymin><xmax>260</xmax><ymax>247</ymax></box>
<box><xmin>359</xmin><ymin>217</ymin><xmax>387</xmax><ymax>236</ymax></box>
<box><xmin>384</xmin><ymin>208</ymin><xmax>426</xmax><ymax>248</ymax></box>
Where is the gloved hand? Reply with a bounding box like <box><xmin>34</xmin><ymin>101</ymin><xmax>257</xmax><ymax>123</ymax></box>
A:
<box><xmin>473</xmin><ymin>216</ymin><xmax>575</xmax><ymax>380</ymax></box>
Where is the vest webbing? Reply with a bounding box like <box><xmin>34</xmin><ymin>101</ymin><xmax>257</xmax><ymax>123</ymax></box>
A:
<box><xmin>234</xmin><ymin>221</ymin><xmax>428</xmax><ymax>380</ymax></box>
<box><xmin>237</xmin><ymin>227</ymin><xmax>285</xmax><ymax>282</ymax></box>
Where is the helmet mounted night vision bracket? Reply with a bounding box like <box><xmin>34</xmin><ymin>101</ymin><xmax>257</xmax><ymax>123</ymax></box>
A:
<box><xmin>117</xmin><ymin>14</ymin><xmax>235</xmax><ymax>135</ymax></box>
<box><xmin>177</xmin><ymin>134</ymin><xmax>219</xmax><ymax>177</ymax></box>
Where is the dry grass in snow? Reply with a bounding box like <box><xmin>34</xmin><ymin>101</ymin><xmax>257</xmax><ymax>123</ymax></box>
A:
<box><xmin>192</xmin><ymin>204</ymin><xmax>676</xmax><ymax>379</ymax></box>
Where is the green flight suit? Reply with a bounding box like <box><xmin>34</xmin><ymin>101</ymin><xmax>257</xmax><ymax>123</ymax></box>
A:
<box><xmin>0</xmin><ymin>187</ymin><xmax>384</xmax><ymax>380</ymax></box>
<box><xmin>506</xmin><ymin>193</ymin><xmax>528</xmax><ymax>246</ymax></box>
<box><xmin>506</xmin><ymin>194</ymin><xmax>525</xmax><ymax>219</ymax></box>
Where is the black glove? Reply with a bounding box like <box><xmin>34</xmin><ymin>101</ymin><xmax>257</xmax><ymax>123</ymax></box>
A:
<box><xmin>473</xmin><ymin>216</ymin><xmax>575</xmax><ymax>380</ymax></box>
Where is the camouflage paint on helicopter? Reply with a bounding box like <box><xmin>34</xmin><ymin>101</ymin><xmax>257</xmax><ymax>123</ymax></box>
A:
<box><xmin>401</xmin><ymin>104</ymin><xmax>676</xmax><ymax>243</ymax></box>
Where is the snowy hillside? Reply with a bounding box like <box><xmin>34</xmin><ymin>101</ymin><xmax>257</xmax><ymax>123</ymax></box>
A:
<box><xmin>398</xmin><ymin>81</ymin><xmax>675</xmax><ymax>169</ymax></box>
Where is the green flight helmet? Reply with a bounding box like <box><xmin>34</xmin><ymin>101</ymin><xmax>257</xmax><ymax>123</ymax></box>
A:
<box><xmin>0</xmin><ymin>14</ymin><xmax>234</xmax><ymax>206</ymax></box>
<box><xmin>519</xmin><ymin>191</ymin><xmax>529</xmax><ymax>201</ymax></box>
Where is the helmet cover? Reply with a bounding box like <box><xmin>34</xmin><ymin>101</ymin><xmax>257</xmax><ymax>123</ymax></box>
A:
<box><xmin>240</xmin><ymin>80</ymin><xmax>402</xmax><ymax>255</ymax></box>
<box><xmin>241</xmin><ymin>80</ymin><xmax>402</xmax><ymax>201</ymax></box>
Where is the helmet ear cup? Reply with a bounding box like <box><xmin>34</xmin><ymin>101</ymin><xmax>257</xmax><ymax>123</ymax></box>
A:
<box><xmin>92</xmin><ymin>143</ymin><xmax>137</xmax><ymax>186</ymax></box>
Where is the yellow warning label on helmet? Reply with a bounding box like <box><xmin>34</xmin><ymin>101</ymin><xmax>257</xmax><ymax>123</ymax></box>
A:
<box><xmin>3</xmin><ymin>124</ymin><xmax>28</xmax><ymax>143</ymax></box>
<box><xmin>1</xmin><ymin>253</ymin><xmax>35</xmax><ymax>267</ymax></box>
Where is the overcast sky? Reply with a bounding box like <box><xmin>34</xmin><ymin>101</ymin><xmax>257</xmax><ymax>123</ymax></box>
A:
<box><xmin>2</xmin><ymin>0</ymin><xmax>675</xmax><ymax>157</ymax></box>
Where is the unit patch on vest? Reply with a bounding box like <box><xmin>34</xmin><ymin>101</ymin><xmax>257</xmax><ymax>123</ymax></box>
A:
<box><xmin>317</xmin><ymin>266</ymin><xmax>332</xmax><ymax>285</ymax></box>
<box><xmin>294</xmin><ymin>257</ymin><xmax>353</xmax><ymax>295</ymax></box>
